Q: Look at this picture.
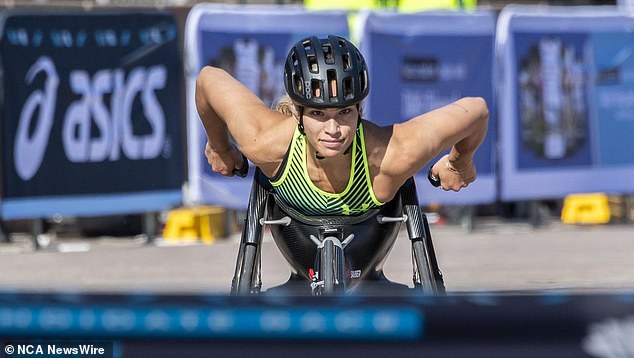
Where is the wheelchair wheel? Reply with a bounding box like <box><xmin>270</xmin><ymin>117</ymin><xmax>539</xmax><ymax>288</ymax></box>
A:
<box><xmin>319</xmin><ymin>238</ymin><xmax>345</xmax><ymax>295</ymax></box>
<box><xmin>237</xmin><ymin>243</ymin><xmax>258</xmax><ymax>295</ymax></box>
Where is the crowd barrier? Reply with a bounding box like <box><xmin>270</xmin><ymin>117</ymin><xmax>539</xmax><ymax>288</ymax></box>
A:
<box><xmin>0</xmin><ymin>11</ymin><xmax>183</xmax><ymax>220</ymax></box>
<box><xmin>497</xmin><ymin>5</ymin><xmax>634</xmax><ymax>201</ymax></box>
<box><xmin>361</xmin><ymin>10</ymin><xmax>496</xmax><ymax>205</ymax></box>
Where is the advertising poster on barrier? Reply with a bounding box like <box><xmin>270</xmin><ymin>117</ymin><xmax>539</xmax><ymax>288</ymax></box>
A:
<box><xmin>184</xmin><ymin>5</ymin><xmax>348</xmax><ymax>208</ymax></box>
<box><xmin>497</xmin><ymin>6</ymin><xmax>634</xmax><ymax>200</ymax></box>
<box><xmin>0</xmin><ymin>12</ymin><xmax>183</xmax><ymax>219</ymax></box>
<box><xmin>360</xmin><ymin>11</ymin><xmax>497</xmax><ymax>205</ymax></box>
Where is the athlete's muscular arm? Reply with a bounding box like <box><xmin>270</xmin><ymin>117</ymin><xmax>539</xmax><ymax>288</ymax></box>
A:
<box><xmin>377</xmin><ymin>97</ymin><xmax>489</xmax><ymax>194</ymax></box>
<box><xmin>195</xmin><ymin>66</ymin><xmax>290</xmax><ymax>176</ymax></box>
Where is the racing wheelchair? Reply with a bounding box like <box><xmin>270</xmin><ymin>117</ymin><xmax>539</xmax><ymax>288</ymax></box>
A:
<box><xmin>231</xmin><ymin>167</ymin><xmax>445</xmax><ymax>296</ymax></box>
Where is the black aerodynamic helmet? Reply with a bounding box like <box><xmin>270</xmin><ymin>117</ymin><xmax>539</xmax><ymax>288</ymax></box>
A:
<box><xmin>284</xmin><ymin>35</ymin><xmax>369</xmax><ymax>109</ymax></box>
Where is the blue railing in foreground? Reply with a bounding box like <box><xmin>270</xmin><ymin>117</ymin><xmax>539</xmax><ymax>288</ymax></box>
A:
<box><xmin>0</xmin><ymin>291</ymin><xmax>633</xmax><ymax>357</ymax></box>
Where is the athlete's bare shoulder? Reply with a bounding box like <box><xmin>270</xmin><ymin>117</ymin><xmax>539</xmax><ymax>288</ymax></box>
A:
<box><xmin>254</xmin><ymin>116</ymin><xmax>297</xmax><ymax>178</ymax></box>
<box><xmin>360</xmin><ymin>120</ymin><xmax>392</xmax><ymax>166</ymax></box>
<box><xmin>358</xmin><ymin>120</ymin><xmax>404</xmax><ymax>202</ymax></box>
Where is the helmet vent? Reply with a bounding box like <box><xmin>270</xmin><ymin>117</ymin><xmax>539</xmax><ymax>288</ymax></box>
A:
<box><xmin>359</xmin><ymin>70</ymin><xmax>367</xmax><ymax>92</ymax></box>
<box><xmin>294</xmin><ymin>74</ymin><xmax>303</xmax><ymax>93</ymax></box>
<box><xmin>323</xmin><ymin>44</ymin><xmax>334</xmax><ymax>64</ymax></box>
<box><xmin>342</xmin><ymin>53</ymin><xmax>351</xmax><ymax>71</ymax></box>
<box><xmin>343</xmin><ymin>77</ymin><xmax>353</xmax><ymax>100</ymax></box>
<box><xmin>311</xmin><ymin>79</ymin><xmax>322</xmax><ymax>99</ymax></box>
<box><xmin>327</xmin><ymin>69</ymin><xmax>337</xmax><ymax>98</ymax></box>
<box><xmin>307</xmin><ymin>54</ymin><xmax>318</xmax><ymax>73</ymax></box>
<box><xmin>291</xmin><ymin>52</ymin><xmax>298</xmax><ymax>67</ymax></box>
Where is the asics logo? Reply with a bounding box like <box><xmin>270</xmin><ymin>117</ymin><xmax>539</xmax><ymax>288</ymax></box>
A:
<box><xmin>14</xmin><ymin>57</ymin><xmax>59</xmax><ymax>181</ymax></box>
<box><xmin>14</xmin><ymin>56</ymin><xmax>168</xmax><ymax>180</ymax></box>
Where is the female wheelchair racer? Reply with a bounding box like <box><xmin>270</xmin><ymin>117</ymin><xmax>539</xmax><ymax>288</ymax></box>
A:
<box><xmin>195</xmin><ymin>35</ymin><xmax>489</xmax><ymax>295</ymax></box>
<box><xmin>231</xmin><ymin>164</ymin><xmax>446</xmax><ymax>295</ymax></box>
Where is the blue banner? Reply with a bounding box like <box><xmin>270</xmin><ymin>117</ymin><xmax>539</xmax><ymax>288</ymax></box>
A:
<box><xmin>0</xmin><ymin>12</ymin><xmax>183</xmax><ymax>219</ymax></box>
<box><xmin>0</xmin><ymin>304</ymin><xmax>421</xmax><ymax>340</ymax></box>
<box><xmin>184</xmin><ymin>5</ymin><xmax>349</xmax><ymax>208</ymax></box>
<box><xmin>360</xmin><ymin>12</ymin><xmax>497</xmax><ymax>205</ymax></box>
<box><xmin>2</xmin><ymin>290</ymin><xmax>634</xmax><ymax>358</ymax></box>
<box><xmin>497</xmin><ymin>6</ymin><xmax>634</xmax><ymax>200</ymax></box>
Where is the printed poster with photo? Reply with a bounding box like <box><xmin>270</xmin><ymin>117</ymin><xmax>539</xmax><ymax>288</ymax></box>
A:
<box><xmin>184</xmin><ymin>5</ymin><xmax>349</xmax><ymax>208</ymax></box>
<box><xmin>497</xmin><ymin>6</ymin><xmax>634</xmax><ymax>200</ymax></box>
<box><xmin>360</xmin><ymin>11</ymin><xmax>497</xmax><ymax>205</ymax></box>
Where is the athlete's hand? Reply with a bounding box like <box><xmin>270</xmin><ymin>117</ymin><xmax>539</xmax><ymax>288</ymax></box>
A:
<box><xmin>429</xmin><ymin>154</ymin><xmax>476</xmax><ymax>191</ymax></box>
<box><xmin>205</xmin><ymin>141</ymin><xmax>245</xmax><ymax>177</ymax></box>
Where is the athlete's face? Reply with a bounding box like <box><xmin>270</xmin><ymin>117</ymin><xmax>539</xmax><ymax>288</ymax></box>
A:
<box><xmin>301</xmin><ymin>105</ymin><xmax>358</xmax><ymax>158</ymax></box>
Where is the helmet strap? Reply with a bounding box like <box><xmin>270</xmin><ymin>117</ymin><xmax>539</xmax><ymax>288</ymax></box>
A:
<box><xmin>315</xmin><ymin>145</ymin><xmax>351</xmax><ymax>160</ymax></box>
<box><xmin>297</xmin><ymin>106</ymin><xmax>305</xmax><ymax>135</ymax></box>
<box><xmin>347</xmin><ymin>104</ymin><xmax>361</xmax><ymax>155</ymax></box>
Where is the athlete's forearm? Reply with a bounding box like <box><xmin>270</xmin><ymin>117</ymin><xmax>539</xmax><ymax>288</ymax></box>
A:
<box><xmin>448</xmin><ymin>98</ymin><xmax>489</xmax><ymax>167</ymax></box>
<box><xmin>195</xmin><ymin>66</ymin><xmax>232</xmax><ymax>152</ymax></box>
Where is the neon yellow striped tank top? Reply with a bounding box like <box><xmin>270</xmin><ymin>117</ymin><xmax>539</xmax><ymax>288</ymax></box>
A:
<box><xmin>269</xmin><ymin>122</ymin><xmax>384</xmax><ymax>216</ymax></box>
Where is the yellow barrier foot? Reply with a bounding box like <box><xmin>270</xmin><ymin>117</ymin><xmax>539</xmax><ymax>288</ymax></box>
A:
<box><xmin>561</xmin><ymin>193</ymin><xmax>611</xmax><ymax>225</ymax></box>
<box><xmin>162</xmin><ymin>206</ymin><xmax>225</xmax><ymax>244</ymax></box>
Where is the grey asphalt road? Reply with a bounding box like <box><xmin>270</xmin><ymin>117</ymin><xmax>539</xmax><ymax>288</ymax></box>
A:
<box><xmin>1</xmin><ymin>219</ymin><xmax>633</xmax><ymax>294</ymax></box>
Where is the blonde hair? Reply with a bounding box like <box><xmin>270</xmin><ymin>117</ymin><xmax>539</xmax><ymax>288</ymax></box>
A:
<box><xmin>273</xmin><ymin>95</ymin><xmax>298</xmax><ymax>118</ymax></box>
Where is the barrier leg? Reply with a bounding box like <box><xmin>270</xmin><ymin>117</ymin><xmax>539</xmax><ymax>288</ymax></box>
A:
<box><xmin>143</xmin><ymin>212</ymin><xmax>158</xmax><ymax>244</ymax></box>
<box><xmin>31</xmin><ymin>219</ymin><xmax>45</xmax><ymax>250</ymax></box>
<box><xmin>460</xmin><ymin>205</ymin><xmax>475</xmax><ymax>233</ymax></box>
<box><xmin>0</xmin><ymin>221</ymin><xmax>9</xmax><ymax>243</ymax></box>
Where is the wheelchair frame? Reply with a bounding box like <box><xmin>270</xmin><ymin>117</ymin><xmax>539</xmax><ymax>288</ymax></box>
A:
<box><xmin>231</xmin><ymin>167</ymin><xmax>445</xmax><ymax>295</ymax></box>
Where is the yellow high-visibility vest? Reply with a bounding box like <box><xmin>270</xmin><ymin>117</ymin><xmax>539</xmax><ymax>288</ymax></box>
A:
<box><xmin>304</xmin><ymin>0</ymin><xmax>477</xmax><ymax>43</ymax></box>
<box><xmin>304</xmin><ymin>0</ymin><xmax>476</xmax><ymax>11</ymax></box>
<box><xmin>399</xmin><ymin>0</ymin><xmax>476</xmax><ymax>12</ymax></box>
<box><xmin>304</xmin><ymin>0</ymin><xmax>381</xmax><ymax>10</ymax></box>
<box><xmin>304</xmin><ymin>0</ymin><xmax>387</xmax><ymax>44</ymax></box>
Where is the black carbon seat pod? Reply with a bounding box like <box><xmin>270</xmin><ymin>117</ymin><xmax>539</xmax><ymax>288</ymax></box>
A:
<box><xmin>267</xmin><ymin>191</ymin><xmax>402</xmax><ymax>290</ymax></box>
<box><xmin>235</xmin><ymin>169</ymin><xmax>444</xmax><ymax>294</ymax></box>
